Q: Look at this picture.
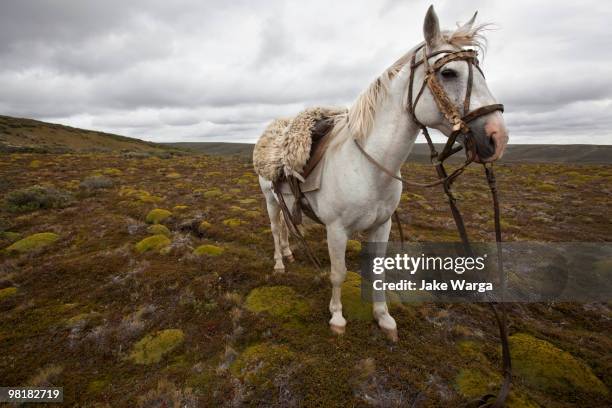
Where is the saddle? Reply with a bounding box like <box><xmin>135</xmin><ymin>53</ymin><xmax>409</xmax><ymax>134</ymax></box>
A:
<box><xmin>253</xmin><ymin>107</ymin><xmax>346</xmax><ymax>224</ymax></box>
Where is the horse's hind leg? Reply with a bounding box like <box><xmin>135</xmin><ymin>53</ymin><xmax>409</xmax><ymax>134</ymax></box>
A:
<box><xmin>367</xmin><ymin>218</ymin><xmax>398</xmax><ymax>342</ymax></box>
<box><xmin>326</xmin><ymin>224</ymin><xmax>348</xmax><ymax>334</ymax></box>
<box><xmin>279</xmin><ymin>216</ymin><xmax>294</xmax><ymax>262</ymax></box>
<box><xmin>260</xmin><ymin>178</ymin><xmax>285</xmax><ymax>273</ymax></box>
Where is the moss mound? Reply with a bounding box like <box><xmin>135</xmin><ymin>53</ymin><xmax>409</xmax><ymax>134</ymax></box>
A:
<box><xmin>455</xmin><ymin>369</ymin><xmax>538</xmax><ymax>408</ymax></box>
<box><xmin>102</xmin><ymin>167</ymin><xmax>122</xmax><ymax>176</ymax></box>
<box><xmin>346</xmin><ymin>240</ymin><xmax>362</xmax><ymax>253</ymax></box>
<box><xmin>193</xmin><ymin>244</ymin><xmax>224</xmax><ymax>256</ymax></box>
<box><xmin>342</xmin><ymin>272</ymin><xmax>371</xmax><ymax>321</ymax></box>
<box><xmin>129</xmin><ymin>329</ymin><xmax>185</xmax><ymax>364</ymax></box>
<box><xmin>87</xmin><ymin>379</ymin><xmax>109</xmax><ymax>394</ymax></box>
<box><xmin>230</xmin><ymin>343</ymin><xmax>295</xmax><ymax>386</ymax></box>
<box><xmin>245</xmin><ymin>286</ymin><xmax>310</xmax><ymax>318</ymax></box>
<box><xmin>223</xmin><ymin>218</ymin><xmax>244</xmax><ymax>227</ymax></box>
<box><xmin>135</xmin><ymin>234</ymin><xmax>171</xmax><ymax>253</ymax></box>
<box><xmin>145</xmin><ymin>208</ymin><xmax>172</xmax><ymax>224</ymax></box>
<box><xmin>147</xmin><ymin>224</ymin><xmax>171</xmax><ymax>237</ymax></box>
<box><xmin>510</xmin><ymin>333</ymin><xmax>608</xmax><ymax>395</ymax></box>
<box><xmin>203</xmin><ymin>188</ymin><xmax>222</xmax><ymax>198</ymax></box>
<box><xmin>6</xmin><ymin>232</ymin><xmax>59</xmax><ymax>253</ymax></box>
<box><xmin>0</xmin><ymin>287</ymin><xmax>17</xmax><ymax>300</ymax></box>
<box><xmin>198</xmin><ymin>221</ymin><xmax>212</xmax><ymax>232</ymax></box>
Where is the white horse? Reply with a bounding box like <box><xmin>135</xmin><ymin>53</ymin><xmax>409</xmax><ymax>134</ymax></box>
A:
<box><xmin>257</xmin><ymin>6</ymin><xmax>508</xmax><ymax>340</ymax></box>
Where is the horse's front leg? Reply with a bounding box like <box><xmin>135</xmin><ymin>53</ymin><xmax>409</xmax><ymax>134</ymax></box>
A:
<box><xmin>367</xmin><ymin>218</ymin><xmax>398</xmax><ymax>342</ymax></box>
<box><xmin>326</xmin><ymin>224</ymin><xmax>348</xmax><ymax>334</ymax></box>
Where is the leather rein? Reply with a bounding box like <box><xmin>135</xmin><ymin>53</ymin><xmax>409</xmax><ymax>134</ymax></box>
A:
<box><xmin>355</xmin><ymin>45</ymin><xmax>511</xmax><ymax>408</ymax></box>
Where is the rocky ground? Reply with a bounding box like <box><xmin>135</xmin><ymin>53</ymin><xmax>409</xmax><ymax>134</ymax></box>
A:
<box><xmin>0</xmin><ymin>152</ymin><xmax>610</xmax><ymax>407</ymax></box>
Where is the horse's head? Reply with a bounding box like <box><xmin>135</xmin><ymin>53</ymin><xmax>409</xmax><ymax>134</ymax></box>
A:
<box><xmin>410</xmin><ymin>6</ymin><xmax>508</xmax><ymax>162</ymax></box>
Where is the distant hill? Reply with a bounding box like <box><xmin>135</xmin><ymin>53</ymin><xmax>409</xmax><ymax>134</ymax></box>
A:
<box><xmin>166</xmin><ymin>142</ymin><xmax>612</xmax><ymax>164</ymax></box>
<box><xmin>0</xmin><ymin>115</ymin><xmax>172</xmax><ymax>153</ymax></box>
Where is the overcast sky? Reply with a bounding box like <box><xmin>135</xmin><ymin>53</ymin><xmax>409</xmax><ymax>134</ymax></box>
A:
<box><xmin>1</xmin><ymin>0</ymin><xmax>611</xmax><ymax>144</ymax></box>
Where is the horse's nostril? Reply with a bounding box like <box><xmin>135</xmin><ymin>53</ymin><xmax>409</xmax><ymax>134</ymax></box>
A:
<box><xmin>488</xmin><ymin>133</ymin><xmax>497</xmax><ymax>150</ymax></box>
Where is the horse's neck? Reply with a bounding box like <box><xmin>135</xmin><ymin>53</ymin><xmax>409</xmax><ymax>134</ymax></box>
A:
<box><xmin>359</xmin><ymin>91</ymin><xmax>420</xmax><ymax>182</ymax></box>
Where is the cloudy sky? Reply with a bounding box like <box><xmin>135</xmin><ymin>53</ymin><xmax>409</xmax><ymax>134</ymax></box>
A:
<box><xmin>1</xmin><ymin>0</ymin><xmax>610</xmax><ymax>144</ymax></box>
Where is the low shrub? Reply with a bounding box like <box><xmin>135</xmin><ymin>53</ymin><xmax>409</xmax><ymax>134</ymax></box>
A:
<box><xmin>80</xmin><ymin>176</ymin><xmax>114</xmax><ymax>190</ymax></box>
<box><xmin>4</xmin><ymin>185</ymin><xmax>72</xmax><ymax>212</ymax></box>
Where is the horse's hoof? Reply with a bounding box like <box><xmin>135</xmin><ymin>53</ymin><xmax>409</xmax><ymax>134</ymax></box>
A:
<box><xmin>330</xmin><ymin>324</ymin><xmax>346</xmax><ymax>335</ymax></box>
<box><xmin>284</xmin><ymin>254</ymin><xmax>295</xmax><ymax>263</ymax></box>
<box><xmin>381</xmin><ymin>327</ymin><xmax>399</xmax><ymax>342</ymax></box>
<box><xmin>273</xmin><ymin>267</ymin><xmax>285</xmax><ymax>274</ymax></box>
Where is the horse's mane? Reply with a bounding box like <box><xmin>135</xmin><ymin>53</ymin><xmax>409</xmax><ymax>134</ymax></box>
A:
<box><xmin>327</xmin><ymin>23</ymin><xmax>489</xmax><ymax>150</ymax></box>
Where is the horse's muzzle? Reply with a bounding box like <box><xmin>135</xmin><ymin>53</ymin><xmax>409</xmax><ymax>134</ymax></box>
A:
<box><xmin>472</xmin><ymin>112</ymin><xmax>508</xmax><ymax>163</ymax></box>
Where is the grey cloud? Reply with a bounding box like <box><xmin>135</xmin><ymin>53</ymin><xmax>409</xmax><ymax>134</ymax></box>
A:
<box><xmin>0</xmin><ymin>0</ymin><xmax>610</xmax><ymax>144</ymax></box>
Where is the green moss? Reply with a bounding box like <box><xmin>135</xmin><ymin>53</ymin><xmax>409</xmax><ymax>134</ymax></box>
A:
<box><xmin>129</xmin><ymin>329</ymin><xmax>185</xmax><ymax>364</ymax></box>
<box><xmin>135</xmin><ymin>234</ymin><xmax>171</xmax><ymax>253</ymax></box>
<box><xmin>102</xmin><ymin>167</ymin><xmax>122</xmax><ymax>176</ymax></box>
<box><xmin>455</xmin><ymin>368</ymin><xmax>539</xmax><ymax>408</ymax></box>
<box><xmin>65</xmin><ymin>312</ymin><xmax>92</xmax><ymax>327</ymax></box>
<box><xmin>401</xmin><ymin>192</ymin><xmax>425</xmax><ymax>202</ymax></box>
<box><xmin>147</xmin><ymin>224</ymin><xmax>171</xmax><ymax>237</ymax></box>
<box><xmin>193</xmin><ymin>244</ymin><xmax>224</xmax><ymax>256</ymax></box>
<box><xmin>203</xmin><ymin>188</ymin><xmax>222</xmax><ymax>198</ymax></box>
<box><xmin>455</xmin><ymin>368</ymin><xmax>498</xmax><ymax>399</ymax></box>
<box><xmin>119</xmin><ymin>187</ymin><xmax>164</xmax><ymax>203</ymax></box>
<box><xmin>537</xmin><ymin>183</ymin><xmax>557</xmax><ymax>192</ymax></box>
<box><xmin>0</xmin><ymin>287</ymin><xmax>17</xmax><ymax>300</ymax></box>
<box><xmin>457</xmin><ymin>340</ymin><xmax>488</xmax><ymax>363</ymax></box>
<box><xmin>166</xmin><ymin>172</ymin><xmax>181</xmax><ymax>179</ymax></box>
<box><xmin>346</xmin><ymin>240</ymin><xmax>362</xmax><ymax>253</ymax></box>
<box><xmin>198</xmin><ymin>221</ymin><xmax>212</xmax><ymax>232</ymax></box>
<box><xmin>0</xmin><ymin>231</ymin><xmax>21</xmax><ymax>242</ymax></box>
<box><xmin>145</xmin><ymin>208</ymin><xmax>172</xmax><ymax>224</ymax></box>
<box><xmin>238</xmin><ymin>198</ymin><xmax>257</xmax><ymax>205</ymax></box>
<box><xmin>510</xmin><ymin>333</ymin><xmax>608</xmax><ymax>395</ymax></box>
<box><xmin>230</xmin><ymin>343</ymin><xmax>295</xmax><ymax>386</ymax></box>
<box><xmin>87</xmin><ymin>379</ymin><xmax>108</xmax><ymax>394</ymax></box>
<box><xmin>245</xmin><ymin>286</ymin><xmax>310</xmax><ymax>318</ymax></box>
<box><xmin>173</xmin><ymin>204</ymin><xmax>188</xmax><ymax>212</ymax></box>
<box><xmin>223</xmin><ymin>218</ymin><xmax>244</xmax><ymax>227</ymax></box>
<box><xmin>244</xmin><ymin>210</ymin><xmax>261</xmax><ymax>219</ymax></box>
<box><xmin>5</xmin><ymin>232</ymin><xmax>59</xmax><ymax>253</ymax></box>
<box><xmin>341</xmin><ymin>272</ymin><xmax>371</xmax><ymax>321</ymax></box>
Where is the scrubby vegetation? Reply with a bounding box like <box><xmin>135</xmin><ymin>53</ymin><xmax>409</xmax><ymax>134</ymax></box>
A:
<box><xmin>4</xmin><ymin>185</ymin><xmax>72</xmax><ymax>212</ymax></box>
<box><xmin>0</xmin><ymin>152</ymin><xmax>610</xmax><ymax>406</ymax></box>
<box><xmin>80</xmin><ymin>175</ymin><xmax>114</xmax><ymax>190</ymax></box>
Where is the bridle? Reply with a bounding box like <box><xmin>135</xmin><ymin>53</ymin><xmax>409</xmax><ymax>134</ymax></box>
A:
<box><xmin>407</xmin><ymin>44</ymin><xmax>504</xmax><ymax>163</ymax></box>
<box><xmin>355</xmin><ymin>44</ymin><xmax>512</xmax><ymax>408</ymax></box>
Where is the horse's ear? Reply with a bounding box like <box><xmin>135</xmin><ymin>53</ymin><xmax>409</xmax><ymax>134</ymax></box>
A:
<box><xmin>423</xmin><ymin>5</ymin><xmax>443</xmax><ymax>49</ymax></box>
<box><xmin>459</xmin><ymin>11</ymin><xmax>478</xmax><ymax>31</ymax></box>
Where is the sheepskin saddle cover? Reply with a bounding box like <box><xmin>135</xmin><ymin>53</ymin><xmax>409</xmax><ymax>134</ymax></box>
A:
<box><xmin>253</xmin><ymin>106</ymin><xmax>346</xmax><ymax>182</ymax></box>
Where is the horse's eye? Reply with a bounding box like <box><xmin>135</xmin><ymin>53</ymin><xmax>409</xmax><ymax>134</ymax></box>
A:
<box><xmin>441</xmin><ymin>69</ymin><xmax>457</xmax><ymax>79</ymax></box>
